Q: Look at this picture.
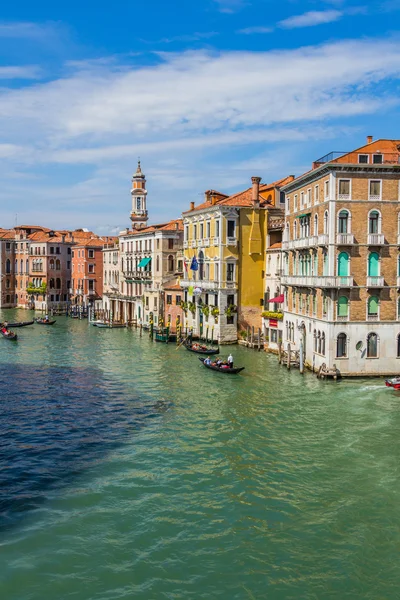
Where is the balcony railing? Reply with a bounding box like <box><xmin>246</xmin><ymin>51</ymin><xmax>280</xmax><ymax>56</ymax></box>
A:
<box><xmin>336</xmin><ymin>315</ymin><xmax>349</xmax><ymax>321</ymax></box>
<box><xmin>213</xmin><ymin>237</ymin><xmax>220</xmax><ymax>245</ymax></box>
<box><xmin>336</xmin><ymin>233</ymin><xmax>354</xmax><ymax>245</ymax></box>
<box><xmin>282</xmin><ymin>240</ymin><xmax>289</xmax><ymax>250</ymax></box>
<box><xmin>227</xmin><ymin>237</ymin><xmax>238</xmax><ymax>246</ymax></box>
<box><xmin>367</xmin><ymin>276</ymin><xmax>384</xmax><ymax>287</ymax></box>
<box><xmin>368</xmin><ymin>233</ymin><xmax>385</xmax><ymax>245</ymax></box>
<box><xmin>281</xmin><ymin>275</ymin><xmax>353</xmax><ymax>288</ymax></box>
<box><xmin>338</xmin><ymin>194</ymin><xmax>351</xmax><ymax>201</ymax></box>
<box><xmin>369</xmin><ymin>195</ymin><xmax>381</xmax><ymax>202</ymax></box>
<box><xmin>367</xmin><ymin>314</ymin><xmax>379</xmax><ymax>321</ymax></box>
<box><xmin>317</xmin><ymin>234</ymin><xmax>329</xmax><ymax>246</ymax></box>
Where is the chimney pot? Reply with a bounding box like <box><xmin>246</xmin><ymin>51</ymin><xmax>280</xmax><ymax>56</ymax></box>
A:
<box><xmin>190</xmin><ymin>201</ymin><xmax>195</xmax><ymax>211</ymax></box>
<box><xmin>367</xmin><ymin>135</ymin><xmax>373</xmax><ymax>144</ymax></box>
<box><xmin>251</xmin><ymin>176</ymin><xmax>262</xmax><ymax>205</ymax></box>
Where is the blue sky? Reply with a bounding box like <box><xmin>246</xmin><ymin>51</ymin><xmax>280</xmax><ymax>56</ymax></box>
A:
<box><xmin>1</xmin><ymin>0</ymin><xmax>400</xmax><ymax>233</ymax></box>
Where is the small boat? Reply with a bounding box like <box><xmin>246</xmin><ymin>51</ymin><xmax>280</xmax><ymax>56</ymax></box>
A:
<box><xmin>185</xmin><ymin>343</ymin><xmax>219</xmax><ymax>355</ymax></box>
<box><xmin>198</xmin><ymin>357</ymin><xmax>244</xmax><ymax>374</ymax></box>
<box><xmin>93</xmin><ymin>322</ymin><xmax>126</xmax><ymax>329</ymax></box>
<box><xmin>385</xmin><ymin>377</ymin><xmax>400</xmax><ymax>390</ymax></box>
<box><xmin>1</xmin><ymin>329</ymin><xmax>17</xmax><ymax>341</ymax></box>
<box><xmin>35</xmin><ymin>318</ymin><xmax>56</xmax><ymax>325</ymax></box>
<box><xmin>4</xmin><ymin>320</ymin><xmax>34</xmax><ymax>328</ymax></box>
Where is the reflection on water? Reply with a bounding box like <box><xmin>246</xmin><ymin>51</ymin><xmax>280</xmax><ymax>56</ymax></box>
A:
<box><xmin>0</xmin><ymin>310</ymin><xmax>400</xmax><ymax>599</ymax></box>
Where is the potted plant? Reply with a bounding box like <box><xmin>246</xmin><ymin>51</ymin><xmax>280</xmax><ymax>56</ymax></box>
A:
<box><xmin>224</xmin><ymin>304</ymin><xmax>237</xmax><ymax>318</ymax></box>
<box><xmin>211</xmin><ymin>306</ymin><xmax>219</xmax><ymax>323</ymax></box>
<box><xmin>261</xmin><ymin>310</ymin><xmax>283</xmax><ymax>320</ymax></box>
<box><xmin>201</xmin><ymin>305</ymin><xmax>210</xmax><ymax>317</ymax></box>
<box><xmin>188</xmin><ymin>301</ymin><xmax>196</xmax><ymax>315</ymax></box>
<box><xmin>180</xmin><ymin>300</ymin><xmax>188</xmax><ymax>314</ymax></box>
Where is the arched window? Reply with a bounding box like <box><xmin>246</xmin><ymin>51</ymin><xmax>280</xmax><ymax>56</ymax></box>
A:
<box><xmin>368</xmin><ymin>252</ymin><xmax>379</xmax><ymax>277</ymax></box>
<box><xmin>293</xmin><ymin>221</ymin><xmax>297</xmax><ymax>240</ymax></box>
<box><xmin>337</xmin><ymin>333</ymin><xmax>347</xmax><ymax>358</ymax></box>
<box><xmin>20</xmin><ymin>259</ymin><xmax>23</xmax><ymax>274</ymax></box>
<box><xmin>15</xmin><ymin>260</ymin><xmax>18</xmax><ymax>274</ymax></box>
<box><xmin>168</xmin><ymin>255</ymin><xmax>174</xmax><ymax>272</ymax></box>
<box><xmin>6</xmin><ymin>259</ymin><xmax>11</xmax><ymax>274</ymax></box>
<box><xmin>367</xmin><ymin>332</ymin><xmax>378</xmax><ymax>358</ymax></box>
<box><xmin>317</xmin><ymin>331</ymin><xmax>321</xmax><ymax>354</ymax></box>
<box><xmin>314</xmin><ymin>214</ymin><xmax>318</xmax><ymax>236</ymax></box>
<box><xmin>337</xmin><ymin>252</ymin><xmax>349</xmax><ymax>277</ymax></box>
<box><xmin>338</xmin><ymin>210</ymin><xmax>349</xmax><ymax>234</ymax></box>
<box><xmin>323</xmin><ymin>211</ymin><xmax>329</xmax><ymax>234</ymax></box>
<box><xmin>338</xmin><ymin>296</ymin><xmax>349</xmax><ymax>319</ymax></box>
<box><xmin>397</xmin><ymin>334</ymin><xmax>400</xmax><ymax>358</ymax></box>
<box><xmin>49</xmin><ymin>278</ymin><xmax>55</xmax><ymax>289</ymax></box>
<box><xmin>156</xmin><ymin>255</ymin><xmax>160</xmax><ymax>272</ymax></box>
<box><xmin>49</xmin><ymin>259</ymin><xmax>55</xmax><ymax>270</ymax></box>
<box><xmin>55</xmin><ymin>260</ymin><xmax>61</xmax><ymax>270</ymax></box>
<box><xmin>321</xmin><ymin>332</ymin><xmax>326</xmax><ymax>355</ymax></box>
<box><xmin>313</xmin><ymin>329</ymin><xmax>317</xmax><ymax>352</ymax></box>
<box><xmin>26</xmin><ymin>259</ymin><xmax>29</xmax><ymax>274</ymax></box>
<box><xmin>56</xmin><ymin>278</ymin><xmax>61</xmax><ymax>289</ymax></box>
<box><xmin>369</xmin><ymin>210</ymin><xmax>380</xmax><ymax>234</ymax></box>
<box><xmin>368</xmin><ymin>296</ymin><xmax>379</xmax><ymax>318</ymax></box>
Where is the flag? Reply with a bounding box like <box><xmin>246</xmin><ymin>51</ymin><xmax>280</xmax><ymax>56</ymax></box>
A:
<box><xmin>188</xmin><ymin>286</ymin><xmax>194</xmax><ymax>295</ymax></box>
<box><xmin>184</xmin><ymin>260</ymin><xmax>188</xmax><ymax>273</ymax></box>
<box><xmin>190</xmin><ymin>256</ymin><xmax>199</xmax><ymax>271</ymax></box>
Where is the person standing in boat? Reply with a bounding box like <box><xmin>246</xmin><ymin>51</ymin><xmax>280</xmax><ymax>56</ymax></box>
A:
<box><xmin>227</xmin><ymin>353</ymin><xmax>233</xmax><ymax>368</ymax></box>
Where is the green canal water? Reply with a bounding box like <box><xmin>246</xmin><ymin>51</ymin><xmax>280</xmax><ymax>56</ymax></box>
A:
<box><xmin>1</xmin><ymin>310</ymin><xmax>400</xmax><ymax>599</ymax></box>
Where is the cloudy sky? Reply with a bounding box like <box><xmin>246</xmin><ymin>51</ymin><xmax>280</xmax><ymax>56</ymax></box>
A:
<box><xmin>1</xmin><ymin>0</ymin><xmax>400</xmax><ymax>233</ymax></box>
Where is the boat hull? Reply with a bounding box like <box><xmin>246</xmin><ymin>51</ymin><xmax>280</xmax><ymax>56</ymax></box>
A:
<box><xmin>1</xmin><ymin>331</ymin><xmax>17</xmax><ymax>340</ymax></box>
<box><xmin>35</xmin><ymin>320</ymin><xmax>56</xmax><ymax>325</ymax></box>
<box><xmin>198</xmin><ymin>357</ymin><xmax>244</xmax><ymax>374</ymax></box>
<box><xmin>185</xmin><ymin>345</ymin><xmax>219</xmax><ymax>355</ymax></box>
<box><xmin>385</xmin><ymin>379</ymin><xmax>400</xmax><ymax>390</ymax></box>
<box><xmin>5</xmin><ymin>321</ymin><xmax>34</xmax><ymax>328</ymax></box>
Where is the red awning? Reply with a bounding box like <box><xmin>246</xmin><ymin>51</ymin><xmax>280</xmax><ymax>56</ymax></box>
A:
<box><xmin>268</xmin><ymin>294</ymin><xmax>284</xmax><ymax>304</ymax></box>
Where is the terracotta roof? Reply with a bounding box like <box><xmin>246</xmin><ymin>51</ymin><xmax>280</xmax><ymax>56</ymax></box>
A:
<box><xmin>121</xmin><ymin>219</ymin><xmax>183</xmax><ymax>237</ymax></box>
<box><xmin>163</xmin><ymin>280</ymin><xmax>182</xmax><ymax>291</ymax></box>
<box><xmin>269</xmin><ymin>242</ymin><xmax>282</xmax><ymax>249</ymax></box>
<box><xmin>183</xmin><ymin>176</ymin><xmax>294</xmax><ymax>214</ymax></box>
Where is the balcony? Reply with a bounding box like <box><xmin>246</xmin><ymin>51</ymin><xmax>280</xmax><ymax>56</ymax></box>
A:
<box><xmin>227</xmin><ymin>237</ymin><xmax>238</xmax><ymax>246</ymax></box>
<box><xmin>336</xmin><ymin>233</ymin><xmax>354</xmax><ymax>245</ymax></box>
<box><xmin>338</xmin><ymin>194</ymin><xmax>351</xmax><ymax>201</ymax></box>
<box><xmin>281</xmin><ymin>275</ymin><xmax>353</xmax><ymax>288</ymax></box>
<box><xmin>368</xmin><ymin>233</ymin><xmax>385</xmax><ymax>245</ymax></box>
<box><xmin>282</xmin><ymin>240</ymin><xmax>289</xmax><ymax>250</ymax></box>
<box><xmin>367</xmin><ymin>276</ymin><xmax>384</xmax><ymax>287</ymax></box>
<box><xmin>183</xmin><ymin>241</ymin><xmax>189</xmax><ymax>249</ymax></box>
<box><xmin>336</xmin><ymin>315</ymin><xmax>349</xmax><ymax>322</ymax></box>
<box><xmin>191</xmin><ymin>240</ymin><xmax>197</xmax><ymax>248</ymax></box>
<box><xmin>367</xmin><ymin>314</ymin><xmax>379</xmax><ymax>321</ymax></box>
<box><xmin>317</xmin><ymin>234</ymin><xmax>329</xmax><ymax>246</ymax></box>
<box><xmin>213</xmin><ymin>237</ymin><xmax>220</xmax><ymax>245</ymax></box>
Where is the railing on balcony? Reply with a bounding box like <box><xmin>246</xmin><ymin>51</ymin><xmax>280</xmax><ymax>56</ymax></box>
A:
<box><xmin>369</xmin><ymin>195</ymin><xmax>381</xmax><ymax>202</ymax></box>
<box><xmin>282</xmin><ymin>240</ymin><xmax>289</xmax><ymax>250</ymax></box>
<box><xmin>338</xmin><ymin>194</ymin><xmax>351</xmax><ymax>201</ymax></box>
<box><xmin>317</xmin><ymin>234</ymin><xmax>329</xmax><ymax>246</ymax></box>
<box><xmin>368</xmin><ymin>233</ymin><xmax>385</xmax><ymax>245</ymax></box>
<box><xmin>367</xmin><ymin>314</ymin><xmax>379</xmax><ymax>321</ymax></box>
<box><xmin>281</xmin><ymin>275</ymin><xmax>353</xmax><ymax>288</ymax></box>
<box><xmin>336</xmin><ymin>315</ymin><xmax>349</xmax><ymax>322</ymax></box>
<box><xmin>213</xmin><ymin>237</ymin><xmax>220</xmax><ymax>245</ymax></box>
<box><xmin>191</xmin><ymin>240</ymin><xmax>197</xmax><ymax>248</ymax></box>
<box><xmin>336</xmin><ymin>233</ymin><xmax>354</xmax><ymax>245</ymax></box>
<box><xmin>367</xmin><ymin>276</ymin><xmax>384</xmax><ymax>287</ymax></box>
<box><xmin>183</xmin><ymin>241</ymin><xmax>189</xmax><ymax>249</ymax></box>
<box><xmin>227</xmin><ymin>237</ymin><xmax>238</xmax><ymax>246</ymax></box>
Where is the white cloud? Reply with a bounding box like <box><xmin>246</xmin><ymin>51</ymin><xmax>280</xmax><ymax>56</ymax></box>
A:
<box><xmin>279</xmin><ymin>10</ymin><xmax>343</xmax><ymax>29</ymax></box>
<box><xmin>0</xmin><ymin>65</ymin><xmax>41</xmax><ymax>79</ymax></box>
<box><xmin>1</xmin><ymin>37</ymin><xmax>400</xmax><ymax>227</ymax></box>
<box><xmin>238</xmin><ymin>26</ymin><xmax>274</xmax><ymax>34</ymax></box>
<box><xmin>213</xmin><ymin>0</ymin><xmax>248</xmax><ymax>13</ymax></box>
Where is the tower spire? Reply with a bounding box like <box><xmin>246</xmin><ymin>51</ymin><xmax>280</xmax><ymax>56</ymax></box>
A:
<box><xmin>130</xmin><ymin>160</ymin><xmax>148</xmax><ymax>229</ymax></box>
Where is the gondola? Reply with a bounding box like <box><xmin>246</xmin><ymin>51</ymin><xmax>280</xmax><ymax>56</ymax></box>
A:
<box><xmin>1</xmin><ymin>330</ymin><xmax>17</xmax><ymax>340</ymax></box>
<box><xmin>198</xmin><ymin>357</ymin><xmax>244</xmax><ymax>374</ymax></box>
<box><xmin>4</xmin><ymin>320</ymin><xmax>34</xmax><ymax>328</ymax></box>
<box><xmin>185</xmin><ymin>343</ymin><xmax>220</xmax><ymax>355</ymax></box>
<box><xmin>35</xmin><ymin>318</ymin><xmax>56</xmax><ymax>325</ymax></box>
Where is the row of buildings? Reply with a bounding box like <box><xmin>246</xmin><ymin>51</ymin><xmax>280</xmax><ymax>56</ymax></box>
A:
<box><xmin>1</xmin><ymin>137</ymin><xmax>400</xmax><ymax>376</ymax></box>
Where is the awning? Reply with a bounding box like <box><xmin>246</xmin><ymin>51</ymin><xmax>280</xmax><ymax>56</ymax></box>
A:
<box><xmin>295</xmin><ymin>212</ymin><xmax>311</xmax><ymax>218</ymax></box>
<box><xmin>268</xmin><ymin>294</ymin><xmax>284</xmax><ymax>303</ymax></box>
<box><xmin>138</xmin><ymin>257</ymin><xmax>151</xmax><ymax>268</ymax></box>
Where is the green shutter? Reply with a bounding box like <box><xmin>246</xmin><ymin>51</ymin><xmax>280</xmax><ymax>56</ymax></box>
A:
<box><xmin>338</xmin><ymin>252</ymin><xmax>349</xmax><ymax>277</ymax></box>
<box><xmin>368</xmin><ymin>296</ymin><xmax>379</xmax><ymax>315</ymax></box>
<box><xmin>338</xmin><ymin>296</ymin><xmax>348</xmax><ymax>317</ymax></box>
<box><xmin>368</xmin><ymin>252</ymin><xmax>379</xmax><ymax>277</ymax></box>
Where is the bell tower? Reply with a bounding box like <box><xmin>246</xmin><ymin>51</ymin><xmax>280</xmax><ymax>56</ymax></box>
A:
<box><xmin>130</xmin><ymin>160</ymin><xmax>148</xmax><ymax>229</ymax></box>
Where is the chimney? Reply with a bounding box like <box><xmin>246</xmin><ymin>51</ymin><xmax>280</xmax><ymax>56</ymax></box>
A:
<box><xmin>190</xmin><ymin>201</ymin><xmax>195</xmax><ymax>211</ymax></box>
<box><xmin>251</xmin><ymin>176</ymin><xmax>262</xmax><ymax>206</ymax></box>
<box><xmin>367</xmin><ymin>135</ymin><xmax>373</xmax><ymax>144</ymax></box>
<box><xmin>175</xmin><ymin>222</ymin><xmax>179</xmax><ymax>231</ymax></box>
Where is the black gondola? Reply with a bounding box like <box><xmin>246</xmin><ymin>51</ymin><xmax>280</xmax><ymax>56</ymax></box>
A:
<box><xmin>198</xmin><ymin>357</ymin><xmax>244</xmax><ymax>374</ymax></box>
<box><xmin>1</xmin><ymin>330</ymin><xmax>17</xmax><ymax>340</ymax></box>
<box><xmin>185</xmin><ymin>343</ymin><xmax>220</xmax><ymax>355</ymax></box>
<box><xmin>35</xmin><ymin>318</ymin><xmax>57</xmax><ymax>325</ymax></box>
<box><xmin>4</xmin><ymin>321</ymin><xmax>34</xmax><ymax>328</ymax></box>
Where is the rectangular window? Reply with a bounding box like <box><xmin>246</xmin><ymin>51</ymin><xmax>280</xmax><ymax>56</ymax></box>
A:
<box><xmin>168</xmin><ymin>238</ymin><xmax>174</xmax><ymax>250</ymax></box>
<box><xmin>300</xmin><ymin>192</ymin><xmax>304</xmax><ymax>208</ymax></box>
<box><xmin>369</xmin><ymin>180</ymin><xmax>381</xmax><ymax>199</ymax></box>
<box><xmin>227</xmin><ymin>263</ymin><xmax>234</xmax><ymax>282</ymax></box>
<box><xmin>338</xmin><ymin>179</ymin><xmax>350</xmax><ymax>197</ymax></box>
<box><xmin>271</xmin><ymin>329</ymin><xmax>277</xmax><ymax>343</ymax></box>
<box><xmin>214</xmin><ymin>263</ymin><xmax>219</xmax><ymax>281</ymax></box>
<box><xmin>314</xmin><ymin>185</ymin><xmax>319</xmax><ymax>204</ymax></box>
<box><xmin>227</xmin><ymin>220</ymin><xmax>235</xmax><ymax>238</ymax></box>
<box><xmin>176</xmin><ymin>295</ymin><xmax>181</xmax><ymax>305</ymax></box>
<box><xmin>307</xmin><ymin>189</ymin><xmax>312</xmax><ymax>206</ymax></box>
<box><xmin>154</xmin><ymin>297</ymin><xmax>157</xmax><ymax>309</ymax></box>
<box><xmin>294</xmin><ymin>195</ymin><xmax>298</xmax><ymax>211</ymax></box>
<box><xmin>88</xmin><ymin>264</ymin><xmax>95</xmax><ymax>273</ymax></box>
<box><xmin>358</xmin><ymin>154</ymin><xmax>369</xmax><ymax>164</ymax></box>
<box><xmin>56</xmin><ymin>247</ymin><xmax>60</xmax><ymax>254</ymax></box>
<box><xmin>215</xmin><ymin>220</ymin><xmax>220</xmax><ymax>238</ymax></box>
<box><xmin>206</xmin><ymin>222</ymin><xmax>211</xmax><ymax>238</ymax></box>
<box><xmin>50</xmin><ymin>247</ymin><xmax>54</xmax><ymax>254</ymax></box>
<box><xmin>193</xmin><ymin>225</ymin><xmax>197</xmax><ymax>240</ymax></box>
<box><xmin>184</xmin><ymin>227</ymin><xmax>188</xmax><ymax>242</ymax></box>
<box><xmin>200</xmin><ymin>223</ymin><xmax>204</xmax><ymax>239</ymax></box>
<box><xmin>88</xmin><ymin>280</ymin><xmax>94</xmax><ymax>291</ymax></box>
<box><xmin>324</xmin><ymin>180</ymin><xmax>330</xmax><ymax>199</ymax></box>
<box><xmin>373</xmin><ymin>154</ymin><xmax>383</xmax><ymax>164</ymax></box>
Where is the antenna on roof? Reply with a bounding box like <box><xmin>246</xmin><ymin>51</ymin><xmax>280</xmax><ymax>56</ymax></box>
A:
<box><xmin>15</xmin><ymin>214</ymin><xmax>18</xmax><ymax>227</ymax></box>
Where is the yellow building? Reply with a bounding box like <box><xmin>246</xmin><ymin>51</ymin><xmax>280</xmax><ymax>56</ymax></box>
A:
<box><xmin>181</xmin><ymin>175</ymin><xmax>294</xmax><ymax>343</ymax></box>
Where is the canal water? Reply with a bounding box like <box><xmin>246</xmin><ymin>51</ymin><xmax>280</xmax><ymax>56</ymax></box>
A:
<box><xmin>1</xmin><ymin>310</ymin><xmax>399</xmax><ymax>600</ymax></box>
